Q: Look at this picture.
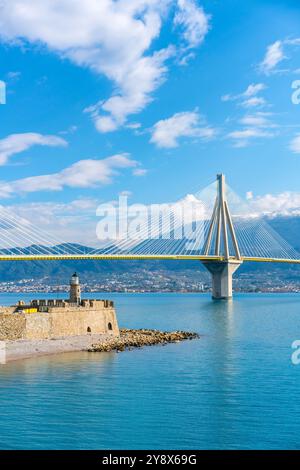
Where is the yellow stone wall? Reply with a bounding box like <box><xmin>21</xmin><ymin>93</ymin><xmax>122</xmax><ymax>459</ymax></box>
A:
<box><xmin>0</xmin><ymin>312</ymin><xmax>25</xmax><ymax>340</ymax></box>
<box><xmin>49</xmin><ymin>308</ymin><xmax>118</xmax><ymax>337</ymax></box>
<box><xmin>25</xmin><ymin>313</ymin><xmax>51</xmax><ymax>340</ymax></box>
<box><xmin>0</xmin><ymin>305</ymin><xmax>119</xmax><ymax>340</ymax></box>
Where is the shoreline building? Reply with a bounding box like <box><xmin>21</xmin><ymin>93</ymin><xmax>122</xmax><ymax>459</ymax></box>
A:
<box><xmin>0</xmin><ymin>273</ymin><xmax>119</xmax><ymax>341</ymax></box>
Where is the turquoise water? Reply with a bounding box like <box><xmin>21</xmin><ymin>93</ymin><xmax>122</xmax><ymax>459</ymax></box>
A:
<box><xmin>0</xmin><ymin>292</ymin><xmax>300</xmax><ymax>450</ymax></box>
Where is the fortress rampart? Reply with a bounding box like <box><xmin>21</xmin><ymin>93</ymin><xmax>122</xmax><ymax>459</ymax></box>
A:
<box><xmin>0</xmin><ymin>274</ymin><xmax>119</xmax><ymax>341</ymax></box>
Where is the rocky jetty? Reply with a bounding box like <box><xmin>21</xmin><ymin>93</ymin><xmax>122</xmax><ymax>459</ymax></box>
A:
<box><xmin>88</xmin><ymin>328</ymin><xmax>199</xmax><ymax>353</ymax></box>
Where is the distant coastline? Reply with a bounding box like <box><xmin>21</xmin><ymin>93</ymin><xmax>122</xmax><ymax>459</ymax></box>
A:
<box><xmin>0</xmin><ymin>284</ymin><xmax>299</xmax><ymax>294</ymax></box>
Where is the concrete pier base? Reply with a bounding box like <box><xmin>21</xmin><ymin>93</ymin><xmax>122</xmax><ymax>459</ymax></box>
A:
<box><xmin>202</xmin><ymin>260</ymin><xmax>242</xmax><ymax>299</ymax></box>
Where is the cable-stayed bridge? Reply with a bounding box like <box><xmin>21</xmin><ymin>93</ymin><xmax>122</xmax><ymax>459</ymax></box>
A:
<box><xmin>0</xmin><ymin>174</ymin><xmax>299</xmax><ymax>299</ymax></box>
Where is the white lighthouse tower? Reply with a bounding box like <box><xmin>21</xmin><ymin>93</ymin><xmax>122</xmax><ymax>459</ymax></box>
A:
<box><xmin>69</xmin><ymin>272</ymin><xmax>81</xmax><ymax>304</ymax></box>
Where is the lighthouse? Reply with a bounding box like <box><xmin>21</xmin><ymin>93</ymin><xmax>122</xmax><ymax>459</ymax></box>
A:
<box><xmin>69</xmin><ymin>272</ymin><xmax>81</xmax><ymax>304</ymax></box>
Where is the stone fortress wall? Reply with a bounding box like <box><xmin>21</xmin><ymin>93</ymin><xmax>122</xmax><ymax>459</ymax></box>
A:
<box><xmin>0</xmin><ymin>274</ymin><xmax>119</xmax><ymax>341</ymax></box>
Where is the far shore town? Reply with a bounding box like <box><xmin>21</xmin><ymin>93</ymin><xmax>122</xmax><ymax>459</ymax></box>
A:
<box><xmin>0</xmin><ymin>269</ymin><xmax>299</xmax><ymax>294</ymax></box>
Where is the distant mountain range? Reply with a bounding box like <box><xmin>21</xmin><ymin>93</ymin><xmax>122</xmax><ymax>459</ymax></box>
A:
<box><xmin>267</xmin><ymin>216</ymin><xmax>300</xmax><ymax>251</ymax></box>
<box><xmin>0</xmin><ymin>216</ymin><xmax>299</xmax><ymax>283</ymax></box>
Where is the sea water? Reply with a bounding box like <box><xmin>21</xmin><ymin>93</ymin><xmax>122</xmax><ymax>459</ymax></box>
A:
<box><xmin>0</xmin><ymin>292</ymin><xmax>299</xmax><ymax>450</ymax></box>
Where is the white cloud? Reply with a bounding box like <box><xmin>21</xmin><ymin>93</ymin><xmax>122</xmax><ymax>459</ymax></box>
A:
<box><xmin>3</xmin><ymin>190</ymin><xmax>207</xmax><ymax>246</ymax></box>
<box><xmin>289</xmin><ymin>134</ymin><xmax>300</xmax><ymax>154</ymax></box>
<box><xmin>243</xmin><ymin>83</ymin><xmax>266</xmax><ymax>97</ymax></box>
<box><xmin>125</xmin><ymin>122</ymin><xmax>141</xmax><ymax>130</ymax></box>
<box><xmin>150</xmin><ymin>110</ymin><xmax>215</xmax><ymax>148</ymax></box>
<box><xmin>133</xmin><ymin>168</ymin><xmax>148</xmax><ymax>176</ymax></box>
<box><xmin>85</xmin><ymin>46</ymin><xmax>175</xmax><ymax>132</ymax></box>
<box><xmin>222</xmin><ymin>83</ymin><xmax>267</xmax><ymax>108</ymax></box>
<box><xmin>260</xmin><ymin>40</ymin><xmax>285</xmax><ymax>74</ymax></box>
<box><xmin>0</xmin><ymin>1</ymin><xmax>210</xmax><ymax>132</ymax></box>
<box><xmin>4</xmin><ymin>198</ymin><xmax>101</xmax><ymax>246</ymax></box>
<box><xmin>241</xmin><ymin>96</ymin><xmax>266</xmax><ymax>108</ymax></box>
<box><xmin>227</xmin><ymin>112</ymin><xmax>276</xmax><ymax>147</ymax></box>
<box><xmin>222</xmin><ymin>83</ymin><xmax>274</xmax><ymax>147</ymax></box>
<box><xmin>259</xmin><ymin>37</ymin><xmax>300</xmax><ymax>75</ymax></box>
<box><xmin>286</xmin><ymin>38</ymin><xmax>300</xmax><ymax>46</ymax></box>
<box><xmin>0</xmin><ymin>154</ymin><xmax>137</xmax><ymax>198</ymax></box>
<box><xmin>59</xmin><ymin>125</ymin><xmax>78</xmax><ymax>136</ymax></box>
<box><xmin>228</xmin><ymin>127</ymin><xmax>274</xmax><ymax>147</ymax></box>
<box><xmin>5</xmin><ymin>188</ymin><xmax>300</xmax><ymax>249</ymax></box>
<box><xmin>228</xmin><ymin>128</ymin><xmax>273</xmax><ymax>141</ymax></box>
<box><xmin>174</xmin><ymin>0</ymin><xmax>210</xmax><ymax>48</ymax></box>
<box><xmin>248</xmin><ymin>191</ymin><xmax>300</xmax><ymax>217</ymax></box>
<box><xmin>0</xmin><ymin>132</ymin><xmax>67</xmax><ymax>165</ymax></box>
<box><xmin>6</xmin><ymin>71</ymin><xmax>21</xmax><ymax>81</ymax></box>
<box><xmin>240</xmin><ymin>113</ymin><xmax>274</xmax><ymax>127</ymax></box>
<box><xmin>221</xmin><ymin>94</ymin><xmax>231</xmax><ymax>102</ymax></box>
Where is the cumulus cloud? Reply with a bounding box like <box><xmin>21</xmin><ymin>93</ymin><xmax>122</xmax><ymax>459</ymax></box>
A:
<box><xmin>0</xmin><ymin>0</ymin><xmax>210</xmax><ymax>132</ymax></box>
<box><xmin>3</xmin><ymin>190</ymin><xmax>207</xmax><ymax>246</ymax></box>
<box><xmin>222</xmin><ymin>83</ymin><xmax>267</xmax><ymax>108</ymax></box>
<box><xmin>228</xmin><ymin>128</ymin><xmax>274</xmax><ymax>147</ymax></box>
<box><xmin>240</xmin><ymin>113</ymin><xmax>274</xmax><ymax>127</ymax></box>
<box><xmin>0</xmin><ymin>154</ymin><xmax>137</xmax><ymax>198</ymax></box>
<box><xmin>4</xmin><ymin>198</ymin><xmax>102</xmax><ymax>246</ymax></box>
<box><xmin>174</xmin><ymin>0</ymin><xmax>210</xmax><ymax>48</ymax></box>
<box><xmin>243</xmin><ymin>83</ymin><xmax>266</xmax><ymax>97</ymax></box>
<box><xmin>6</xmin><ymin>188</ymin><xmax>300</xmax><ymax>249</ymax></box>
<box><xmin>150</xmin><ymin>110</ymin><xmax>215</xmax><ymax>148</ymax></box>
<box><xmin>0</xmin><ymin>132</ymin><xmax>67</xmax><ymax>165</ymax></box>
<box><xmin>222</xmin><ymin>83</ymin><xmax>276</xmax><ymax>147</ymax></box>
<box><xmin>241</xmin><ymin>96</ymin><xmax>266</xmax><ymax>108</ymax></box>
<box><xmin>85</xmin><ymin>46</ymin><xmax>175</xmax><ymax>132</ymax></box>
<box><xmin>259</xmin><ymin>38</ymin><xmax>300</xmax><ymax>75</ymax></box>
<box><xmin>260</xmin><ymin>40</ymin><xmax>285</xmax><ymax>74</ymax></box>
<box><xmin>227</xmin><ymin>112</ymin><xmax>276</xmax><ymax>147</ymax></box>
<box><xmin>248</xmin><ymin>191</ymin><xmax>300</xmax><ymax>217</ymax></box>
<box><xmin>289</xmin><ymin>134</ymin><xmax>300</xmax><ymax>154</ymax></box>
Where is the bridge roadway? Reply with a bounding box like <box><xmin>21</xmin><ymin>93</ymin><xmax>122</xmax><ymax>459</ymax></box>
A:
<box><xmin>0</xmin><ymin>254</ymin><xmax>299</xmax><ymax>264</ymax></box>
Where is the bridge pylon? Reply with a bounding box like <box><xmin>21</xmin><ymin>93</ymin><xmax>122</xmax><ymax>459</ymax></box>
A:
<box><xmin>202</xmin><ymin>174</ymin><xmax>242</xmax><ymax>299</ymax></box>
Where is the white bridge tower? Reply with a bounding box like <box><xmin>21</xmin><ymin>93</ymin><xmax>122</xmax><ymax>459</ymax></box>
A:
<box><xmin>202</xmin><ymin>174</ymin><xmax>242</xmax><ymax>299</ymax></box>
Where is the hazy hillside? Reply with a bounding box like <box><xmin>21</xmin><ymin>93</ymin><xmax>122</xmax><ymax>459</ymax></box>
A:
<box><xmin>268</xmin><ymin>216</ymin><xmax>300</xmax><ymax>252</ymax></box>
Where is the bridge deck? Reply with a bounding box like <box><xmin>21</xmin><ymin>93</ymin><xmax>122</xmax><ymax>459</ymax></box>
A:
<box><xmin>0</xmin><ymin>254</ymin><xmax>299</xmax><ymax>263</ymax></box>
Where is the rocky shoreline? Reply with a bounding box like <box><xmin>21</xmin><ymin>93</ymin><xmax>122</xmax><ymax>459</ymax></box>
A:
<box><xmin>88</xmin><ymin>328</ymin><xmax>199</xmax><ymax>353</ymax></box>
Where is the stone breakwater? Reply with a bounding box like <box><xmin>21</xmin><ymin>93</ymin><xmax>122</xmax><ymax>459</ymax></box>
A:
<box><xmin>88</xmin><ymin>328</ymin><xmax>199</xmax><ymax>353</ymax></box>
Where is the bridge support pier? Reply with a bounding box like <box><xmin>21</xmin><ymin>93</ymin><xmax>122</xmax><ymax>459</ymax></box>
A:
<box><xmin>202</xmin><ymin>174</ymin><xmax>242</xmax><ymax>300</ymax></box>
<box><xmin>202</xmin><ymin>260</ymin><xmax>242</xmax><ymax>300</ymax></box>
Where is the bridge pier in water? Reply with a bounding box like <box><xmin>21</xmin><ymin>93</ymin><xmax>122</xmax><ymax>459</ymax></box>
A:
<box><xmin>202</xmin><ymin>173</ymin><xmax>242</xmax><ymax>300</ymax></box>
<box><xmin>202</xmin><ymin>260</ymin><xmax>242</xmax><ymax>300</ymax></box>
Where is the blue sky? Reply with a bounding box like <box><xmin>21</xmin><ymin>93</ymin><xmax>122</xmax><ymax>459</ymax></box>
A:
<box><xmin>0</xmin><ymin>0</ymin><xmax>300</xmax><ymax>244</ymax></box>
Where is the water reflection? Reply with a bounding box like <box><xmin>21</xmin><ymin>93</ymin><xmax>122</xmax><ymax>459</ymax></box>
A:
<box><xmin>0</xmin><ymin>350</ymin><xmax>116</xmax><ymax>379</ymax></box>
